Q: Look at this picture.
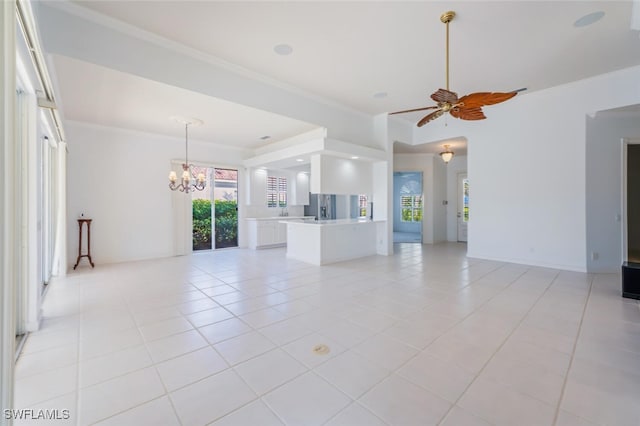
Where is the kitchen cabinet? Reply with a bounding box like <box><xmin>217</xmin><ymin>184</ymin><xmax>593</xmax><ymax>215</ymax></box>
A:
<box><xmin>294</xmin><ymin>172</ymin><xmax>310</xmax><ymax>205</ymax></box>
<box><xmin>256</xmin><ymin>221</ymin><xmax>277</xmax><ymax>246</ymax></box>
<box><xmin>248</xmin><ymin>168</ymin><xmax>310</xmax><ymax>207</ymax></box>
<box><xmin>248</xmin><ymin>168</ymin><xmax>268</xmax><ymax>206</ymax></box>
<box><xmin>247</xmin><ymin>217</ymin><xmax>312</xmax><ymax>249</ymax></box>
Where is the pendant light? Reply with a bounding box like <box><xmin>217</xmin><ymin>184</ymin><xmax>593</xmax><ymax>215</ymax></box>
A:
<box><xmin>168</xmin><ymin>117</ymin><xmax>206</xmax><ymax>193</ymax></box>
<box><xmin>439</xmin><ymin>144</ymin><xmax>455</xmax><ymax>164</ymax></box>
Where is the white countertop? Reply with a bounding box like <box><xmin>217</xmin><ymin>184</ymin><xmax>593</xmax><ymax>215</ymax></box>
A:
<box><xmin>246</xmin><ymin>216</ymin><xmax>315</xmax><ymax>221</ymax></box>
<box><xmin>282</xmin><ymin>218</ymin><xmax>385</xmax><ymax>226</ymax></box>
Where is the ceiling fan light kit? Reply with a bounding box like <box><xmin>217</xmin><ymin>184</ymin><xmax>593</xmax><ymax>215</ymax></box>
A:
<box><xmin>390</xmin><ymin>10</ymin><xmax>523</xmax><ymax>127</ymax></box>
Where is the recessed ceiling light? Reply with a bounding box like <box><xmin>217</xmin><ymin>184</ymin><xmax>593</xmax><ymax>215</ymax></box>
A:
<box><xmin>574</xmin><ymin>11</ymin><xmax>605</xmax><ymax>27</ymax></box>
<box><xmin>296</xmin><ymin>158</ymin><xmax>304</xmax><ymax>162</ymax></box>
<box><xmin>260</xmin><ymin>135</ymin><xmax>271</xmax><ymax>140</ymax></box>
<box><xmin>373</xmin><ymin>92</ymin><xmax>388</xmax><ymax>99</ymax></box>
<box><xmin>274</xmin><ymin>44</ymin><xmax>293</xmax><ymax>56</ymax></box>
<box><xmin>351</xmin><ymin>156</ymin><xmax>359</xmax><ymax>160</ymax></box>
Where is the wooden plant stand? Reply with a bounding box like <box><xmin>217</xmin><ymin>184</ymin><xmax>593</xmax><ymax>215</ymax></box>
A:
<box><xmin>73</xmin><ymin>218</ymin><xmax>95</xmax><ymax>270</ymax></box>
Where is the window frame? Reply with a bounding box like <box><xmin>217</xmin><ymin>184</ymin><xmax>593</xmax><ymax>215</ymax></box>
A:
<box><xmin>400</xmin><ymin>194</ymin><xmax>423</xmax><ymax>222</ymax></box>
<box><xmin>267</xmin><ymin>176</ymin><xmax>287</xmax><ymax>208</ymax></box>
<box><xmin>358</xmin><ymin>195</ymin><xmax>368</xmax><ymax>218</ymax></box>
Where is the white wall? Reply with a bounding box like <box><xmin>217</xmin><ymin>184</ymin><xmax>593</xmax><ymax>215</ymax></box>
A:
<box><xmin>446</xmin><ymin>155</ymin><xmax>468</xmax><ymax>241</ymax></box>
<box><xmin>66</xmin><ymin>121</ymin><xmax>248</xmax><ymax>266</ymax></box>
<box><xmin>414</xmin><ymin>65</ymin><xmax>640</xmax><ymax>272</ymax></box>
<box><xmin>310</xmin><ymin>154</ymin><xmax>373</xmax><ymax>195</ymax></box>
<box><xmin>585</xmin><ymin>113</ymin><xmax>640</xmax><ymax>272</ymax></box>
<box><xmin>372</xmin><ymin>160</ymin><xmax>391</xmax><ymax>255</ymax></box>
<box><xmin>433</xmin><ymin>156</ymin><xmax>447</xmax><ymax>242</ymax></box>
<box><xmin>372</xmin><ymin>115</ymin><xmax>395</xmax><ymax>255</ymax></box>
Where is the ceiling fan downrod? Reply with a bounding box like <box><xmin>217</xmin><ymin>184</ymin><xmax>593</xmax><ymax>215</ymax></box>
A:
<box><xmin>440</xmin><ymin>11</ymin><xmax>455</xmax><ymax>92</ymax></box>
<box><xmin>388</xmin><ymin>9</ymin><xmax>520</xmax><ymax>126</ymax></box>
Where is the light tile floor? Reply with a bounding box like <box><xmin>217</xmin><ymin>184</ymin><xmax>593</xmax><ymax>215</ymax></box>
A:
<box><xmin>13</xmin><ymin>243</ymin><xmax>640</xmax><ymax>425</ymax></box>
<box><xmin>393</xmin><ymin>232</ymin><xmax>421</xmax><ymax>243</ymax></box>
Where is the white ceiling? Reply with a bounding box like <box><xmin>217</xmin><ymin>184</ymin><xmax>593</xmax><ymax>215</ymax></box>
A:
<box><xmin>47</xmin><ymin>1</ymin><xmax>640</xmax><ymax>145</ymax></box>
<box><xmin>51</xmin><ymin>55</ymin><xmax>319</xmax><ymax>149</ymax></box>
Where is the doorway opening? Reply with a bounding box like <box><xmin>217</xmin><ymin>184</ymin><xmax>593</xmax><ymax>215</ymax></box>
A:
<box><xmin>393</xmin><ymin>172</ymin><xmax>423</xmax><ymax>243</ymax></box>
<box><xmin>457</xmin><ymin>173</ymin><xmax>469</xmax><ymax>242</ymax></box>
<box><xmin>624</xmin><ymin>142</ymin><xmax>640</xmax><ymax>263</ymax></box>
<box><xmin>192</xmin><ymin>167</ymin><xmax>238</xmax><ymax>251</ymax></box>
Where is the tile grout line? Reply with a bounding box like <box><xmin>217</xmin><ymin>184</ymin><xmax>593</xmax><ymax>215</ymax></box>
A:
<box><xmin>316</xmin><ymin>367</ymin><xmax>391</xmax><ymax>426</ymax></box>
<box><xmin>167</xmin><ymin>264</ymin><xmax>237</xmax><ymax>426</ymax></box>
<box><xmin>389</xmin><ymin>261</ymin><xmax>523</xmax><ymax>356</ymax></box>
<box><xmin>90</xmin><ymin>395</ymin><xmax>180</xmax><ymax>426</ymax></box>
<box><xmin>81</xmin><ymin>267</ymin><xmax>214</xmax><ymax>426</ymax></box>
<box><xmin>72</xmin><ymin>283</ymin><xmax>86</xmax><ymax>426</ymax></box>
<box><xmin>73</xmin><ymin>297</ymin><xmax>313</xmax><ymax>405</ymax></box>
<box><xmin>149</xmin><ymin>298</ymin><xmax>313</xmax><ymax>424</ymax></box>
<box><xmin>209</xmin><ymin>311</ymin><xmax>389</xmax><ymax>424</ymax></box>
<box><xmin>25</xmin><ymin>247</ymin><xmax>608</xmax><ymax>426</ymax></box>
<box><xmin>87</xmin><ymin>281</ymin><xmax>181</xmax><ymax>425</ymax></box>
<box><xmin>319</xmin><ymin>262</ymin><xmax>526</xmax><ymax>424</ymax></box>
<box><xmin>147</xmin><ymin>345</ymin><xmax>184</xmax><ymax>426</ymax></box>
<box><xmin>434</xmin><ymin>268</ymin><xmax>561</xmax><ymax>425</ymax></box>
<box><xmin>551</xmin><ymin>273</ymin><xmax>595</xmax><ymax>426</ymax></box>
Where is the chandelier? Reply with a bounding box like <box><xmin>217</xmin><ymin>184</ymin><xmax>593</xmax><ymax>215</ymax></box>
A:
<box><xmin>439</xmin><ymin>144</ymin><xmax>455</xmax><ymax>164</ymax></box>
<box><xmin>169</xmin><ymin>117</ymin><xmax>206</xmax><ymax>193</ymax></box>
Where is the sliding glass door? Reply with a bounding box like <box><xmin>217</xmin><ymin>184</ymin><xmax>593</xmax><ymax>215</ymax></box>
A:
<box><xmin>191</xmin><ymin>168</ymin><xmax>238</xmax><ymax>251</ymax></box>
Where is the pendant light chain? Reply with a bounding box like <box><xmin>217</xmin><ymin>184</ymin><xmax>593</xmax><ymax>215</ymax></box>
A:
<box><xmin>184</xmin><ymin>122</ymin><xmax>189</xmax><ymax>167</ymax></box>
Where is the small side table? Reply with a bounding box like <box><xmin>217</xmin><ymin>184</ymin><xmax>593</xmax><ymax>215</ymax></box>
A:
<box><xmin>73</xmin><ymin>218</ymin><xmax>95</xmax><ymax>270</ymax></box>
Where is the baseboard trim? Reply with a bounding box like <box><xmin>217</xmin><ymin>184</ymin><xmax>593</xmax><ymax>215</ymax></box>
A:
<box><xmin>466</xmin><ymin>251</ymin><xmax>587</xmax><ymax>273</ymax></box>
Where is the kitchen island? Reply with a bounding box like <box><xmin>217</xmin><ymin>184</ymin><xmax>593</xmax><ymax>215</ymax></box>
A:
<box><xmin>283</xmin><ymin>218</ymin><xmax>384</xmax><ymax>265</ymax></box>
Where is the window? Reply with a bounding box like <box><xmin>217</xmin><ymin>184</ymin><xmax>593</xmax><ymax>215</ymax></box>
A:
<box><xmin>462</xmin><ymin>178</ymin><xmax>469</xmax><ymax>222</ymax></box>
<box><xmin>401</xmin><ymin>195</ymin><xmax>423</xmax><ymax>222</ymax></box>
<box><xmin>267</xmin><ymin>176</ymin><xmax>287</xmax><ymax>208</ymax></box>
<box><xmin>358</xmin><ymin>195</ymin><xmax>368</xmax><ymax>217</ymax></box>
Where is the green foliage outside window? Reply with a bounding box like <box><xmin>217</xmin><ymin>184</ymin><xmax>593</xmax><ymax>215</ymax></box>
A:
<box><xmin>400</xmin><ymin>195</ymin><xmax>423</xmax><ymax>222</ymax></box>
<box><xmin>193</xmin><ymin>199</ymin><xmax>212</xmax><ymax>250</ymax></box>
<box><xmin>192</xmin><ymin>199</ymin><xmax>238</xmax><ymax>250</ymax></box>
<box><xmin>214</xmin><ymin>199</ymin><xmax>238</xmax><ymax>248</ymax></box>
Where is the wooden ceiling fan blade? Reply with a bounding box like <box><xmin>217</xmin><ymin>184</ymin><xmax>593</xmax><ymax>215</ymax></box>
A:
<box><xmin>417</xmin><ymin>109</ymin><xmax>445</xmax><ymax>127</ymax></box>
<box><xmin>457</xmin><ymin>91</ymin><xmax>518</xmax><ymax>108</ymax></box>
<box><xmin>430</xmin><ymin>88</ymin><xmax>459</xmax><ymax>104</ymax></box>
<box><xmin>450</xmin><ymin>106</ymin><xmax>486</xmax><ymax>120</ymax></box>
<box><xmin>398</xmin><ymin>11</ymin><xmax>524</xmax><ymax>127</ymax></box>
<box><xmin>389</xmin><ymin>105</ymin><xmax>439</xmax><ymax>115</ymax></box>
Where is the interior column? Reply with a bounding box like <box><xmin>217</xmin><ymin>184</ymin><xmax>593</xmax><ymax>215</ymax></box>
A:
<box><xmin>1</xmin><ymin>0</ymin><xmax>17</xmax><ymax>418</ymax></box>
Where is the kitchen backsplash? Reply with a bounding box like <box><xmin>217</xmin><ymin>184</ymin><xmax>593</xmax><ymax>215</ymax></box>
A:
<box><xmin>244</xmin><ymin>205</ymin><xmax>305</xmax><ymax>218</ymax></box>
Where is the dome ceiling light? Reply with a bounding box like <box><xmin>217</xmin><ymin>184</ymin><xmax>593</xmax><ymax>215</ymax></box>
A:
<box><xmin>440</xmin><ymin>144</ymin><xmax>455</xmax><ymax>164</ymax></box>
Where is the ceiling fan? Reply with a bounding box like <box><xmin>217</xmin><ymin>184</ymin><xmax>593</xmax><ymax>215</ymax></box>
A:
<box><xmin>390</xmin><ymin>11</ymin><xmax>525</xmax><ymax>127</ymax></box>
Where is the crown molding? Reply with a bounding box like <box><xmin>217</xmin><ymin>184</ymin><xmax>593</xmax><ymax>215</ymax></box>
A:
<box><xmin>45</xmin><ymin>1</ymin><xmax>373</xmax><ymax>121</ymax></box>
<box><xmin>64</xmin><ymin>119</ymin><xmax>254</xmax><ymax>155</ymax></box>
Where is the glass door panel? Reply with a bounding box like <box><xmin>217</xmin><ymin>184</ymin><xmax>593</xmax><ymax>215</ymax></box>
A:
<box><xmin>213</xmin><ymin>168</ymin><xmax>238</xmax><ymax>249</ymax></box>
